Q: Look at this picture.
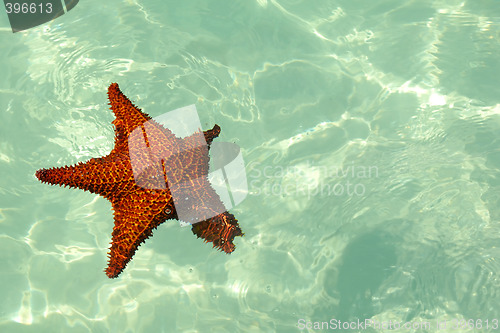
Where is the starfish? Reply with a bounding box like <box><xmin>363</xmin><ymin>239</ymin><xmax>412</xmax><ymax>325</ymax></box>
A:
<box><xmin>35</xmin><ymin>83</ymin><xmax>243</xmax><ymax>278</ymax></box>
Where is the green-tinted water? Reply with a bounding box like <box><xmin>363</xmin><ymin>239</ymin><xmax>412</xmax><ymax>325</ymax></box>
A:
<box><xmin>1</xmin><ymin>0</ymin><xmax>500</xmax><ymax>332</ymax></box>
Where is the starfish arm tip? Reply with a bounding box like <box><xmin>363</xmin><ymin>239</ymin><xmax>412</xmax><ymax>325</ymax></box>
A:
<box><xmin>191</xmin><ymin>212</ymin><xmax>243</xmax><ymax>254</ymax></box>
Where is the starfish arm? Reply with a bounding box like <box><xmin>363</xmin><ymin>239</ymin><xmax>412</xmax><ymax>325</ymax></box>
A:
<box><xmin>203</xmin><ymin>124</ymin><xmax>221</xmax><ymax>146</ymax></box>
<box><xmin>35</xmin><ymin>153</ymin><xmax>132</xmax><ymax>197</ymax></box>
<box><xmin>188</xmin><ymin>178</ymin><xmax>227</xmax><ymax>214</ymax></box>
<box><xmin>191</xmin><ymin>212</ymin><xmax>243</xmax><ymax>253</ymax></box>
<box><xmin>106</xmin><ymin>191</ymin><xmax>174</xmax><ymax>278</ymax></box>
<box><xmin>107</xmin><ymin>83</ymin><xmax>151</xmax><ymax>141</ymax></box>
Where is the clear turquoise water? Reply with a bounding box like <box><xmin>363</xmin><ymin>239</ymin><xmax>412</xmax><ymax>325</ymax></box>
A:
<box><xmin>1</xmin><ymin>0</ymin><xmax>500</xmax><ymax>332</ymax></box>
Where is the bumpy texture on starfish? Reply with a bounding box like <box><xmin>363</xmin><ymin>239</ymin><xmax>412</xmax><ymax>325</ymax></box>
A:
<box><xmin>36</xmin><ymin>83</ymin><xmax>243</xmax><ymax>278</ymax></box>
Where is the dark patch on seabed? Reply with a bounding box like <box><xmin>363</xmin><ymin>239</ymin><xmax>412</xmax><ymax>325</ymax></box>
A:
<box><xmin>315</xmin><ymin>226</ymin><xmax>398</xmax><ymax>322</ymax></box>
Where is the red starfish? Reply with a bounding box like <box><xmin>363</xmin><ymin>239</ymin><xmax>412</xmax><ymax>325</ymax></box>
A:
<box><xmin>35</xmin><ymin>83</ymin><xmax>243</xmax><ymax>278</ymax></box>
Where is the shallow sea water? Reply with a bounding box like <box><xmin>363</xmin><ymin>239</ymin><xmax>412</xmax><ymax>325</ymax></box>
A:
<box><xmin>1</xmin><ymin>0</ymin><xmax>500</xmax><ymax>332</ymax></box>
